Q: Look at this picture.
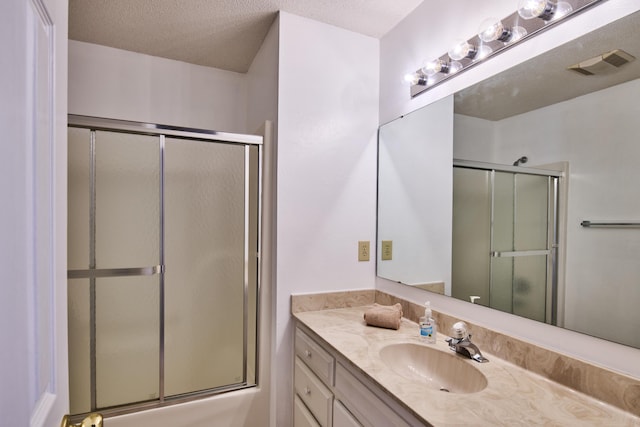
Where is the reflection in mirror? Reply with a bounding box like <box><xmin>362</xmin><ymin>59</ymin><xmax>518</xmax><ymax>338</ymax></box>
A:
<box><xmin>377</xmin><ymin>11</ymin><xmax>640</xmax><ymax>349</ymax></box>
<box><xmin>377</xmin><ymin>96</ymin><xmax>453</xmax><ymax>295</ymax></box>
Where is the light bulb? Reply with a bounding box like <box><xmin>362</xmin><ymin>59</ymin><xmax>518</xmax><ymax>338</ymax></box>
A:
<box><xmin>448</xmin><ymin>41</ymin><xmax>477</xmax><ymax>61</ymax></box>
<box><xmin>517</xmin><ymin>0</ymin><xmax>555</xmax><ymax>20</ymax></box>
<box><xmin>475</xmin><ymin>45</ymin><xmax>493</xmax><ymax>61</ymax></box>
<box><xmin>403</xmin><ymin>73</ymin><xmax>426</xmax><ymax>86</ymax></box>
<box><xmin>448</xmin><ymin>61</ymin><xmax>463</xmax><ymax>74</ymax></box>
<box><xmin>478</xmin><ymin>18</ymin><xmax>528</xmax><ymax>44</ymax></box>
<box><xmin>478</xmin><ymin>18</ymin><xmax>507</xmax><ymax>42</ymax></box>
<box><xmin>421</xmin><ymin>59</ymin><xmax>449</xmax><ymax>77</ymax></box>
<box><xmin>550</xmin><ymin>2</ymin><xmax>573</xmax><ymax>20</ymax></box>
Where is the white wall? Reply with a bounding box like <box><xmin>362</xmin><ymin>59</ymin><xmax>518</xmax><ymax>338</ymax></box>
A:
<box><xmin>275</xmin><ymin>12</ymin><xmax>379</xmax><ymax>426</ymax></box>
<box><xmin>246</xmin><ymin>18</ymin><xmax>279</xmax><ymax>134</ymax></box>
<box><xmin>377</xmin><ymin>0</ymin><xmax>640</xmax><ymax>378</ymax></box>
<box><xmin>69</xmin><ymin>41</ymin><xmax>248</xmax><ymax>133</ymax></box>
<box><xmin>455</xmin><ymin>79</ymin><xmax>640</xmax><ymax>348</ymax></box>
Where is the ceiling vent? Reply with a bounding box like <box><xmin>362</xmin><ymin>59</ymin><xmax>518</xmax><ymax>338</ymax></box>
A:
<box><xmin>568</xmin><ymin>49</ymin><xmax>636</xmax><ymax>76</ymax></box>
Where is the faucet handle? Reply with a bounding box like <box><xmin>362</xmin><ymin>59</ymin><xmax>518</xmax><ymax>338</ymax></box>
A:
<box><xmin>451</xmin><ymin>321</ymin><xmax>468</xmax><ymax>339</ymax></box>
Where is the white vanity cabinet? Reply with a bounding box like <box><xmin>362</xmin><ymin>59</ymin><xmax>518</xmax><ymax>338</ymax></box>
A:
<box><xmin>294</xmin><ymin>328</ymin><xmax>335</xmax><ymax>427</ymax></box>
<box><xmin>294</xmin><ymin>326</ymin><xmax>425</xmax><ymax>427</ymax></box>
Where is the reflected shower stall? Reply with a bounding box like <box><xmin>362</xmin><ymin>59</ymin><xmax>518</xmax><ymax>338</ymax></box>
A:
<box><xmin>67</xmin><ymin>116</ymin><xmax>261</xmax><ymax>418</ymax></box>
<box><xmin>452</xmin><ymin>160</ymin><xmax>560</xmax><ymax>324</ymax></box>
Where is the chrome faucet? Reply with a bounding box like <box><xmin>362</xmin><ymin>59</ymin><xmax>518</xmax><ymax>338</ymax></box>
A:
<box><xmin>445</xmin><ymin>321</ymin><xmax>489</xmax><ymax>363</ymax></box>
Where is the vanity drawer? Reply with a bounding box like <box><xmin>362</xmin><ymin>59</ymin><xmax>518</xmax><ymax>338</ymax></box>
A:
<box><xmin>295</xmin><ymin>357</ymin><xmax>333</xmax><ymax>427</ymax></box>
<box><xmin>294</xmin><ymin>395</ymin><xmax>321</xmax><ymax>427</ymax></box>
<box><xmin>334</xmin><ymin>363</ymin><xmax>411</xmax><ymax>427</ymax></box>
<box><xmin>295</xmin><ymin>327</ymin><xmax>335</xmax><ymax>385</ymax></box>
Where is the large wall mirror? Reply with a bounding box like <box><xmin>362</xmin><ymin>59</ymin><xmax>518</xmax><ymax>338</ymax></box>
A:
<box><xmin>377</xmin><ymin>10</ymin><xmax>640</xmax><ymax>349</ymax></box>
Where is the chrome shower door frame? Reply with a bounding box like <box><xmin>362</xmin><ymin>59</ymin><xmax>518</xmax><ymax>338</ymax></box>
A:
<box><xmin>67</xmin><ymin>115</ymin><xmax>263</xmax><ymax>420</ymax></box>
<box><xmin>453</xmin><ymin>159</ymin><xmax>562</xmax><ymax>324</ymax></box>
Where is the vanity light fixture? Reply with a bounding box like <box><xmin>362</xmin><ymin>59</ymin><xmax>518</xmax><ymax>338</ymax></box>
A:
<box><xmin>405</xmin><ymin>0</ymin><xmax>604</xmax><ymax>98</ymax></box>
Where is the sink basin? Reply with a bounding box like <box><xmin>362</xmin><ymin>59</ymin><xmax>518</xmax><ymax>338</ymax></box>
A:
<box><xmin>379</xmin><ymin>343</ymin><xmax>488</xmax><ymax>394</ymax></box>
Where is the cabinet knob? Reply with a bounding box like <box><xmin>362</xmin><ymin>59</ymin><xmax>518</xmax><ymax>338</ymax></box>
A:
<box><xmin>304</xmin><ymin>350</ymin><xmax>312</xmax><ymax>358</ymax></box>
<box><xmin>304</xmin><ymin>387</ymin><xmax>311</xmax><ymax>396</ymax></box>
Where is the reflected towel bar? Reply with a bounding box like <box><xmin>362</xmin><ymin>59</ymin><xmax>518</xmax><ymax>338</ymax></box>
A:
<box><xmin>67</xmin><ymin>265</ymin><xmax>164</xmax><ymax>279</ymax></box>
<box><xmin>580</xmin><ymin>221</ymin><xmax>640</xmax><ymax>228</ymax></box>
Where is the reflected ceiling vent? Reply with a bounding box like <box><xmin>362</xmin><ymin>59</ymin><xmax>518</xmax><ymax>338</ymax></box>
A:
<box><xmin>568</xmin><ymin>49</ymin><xmax>636</xmax><ymax>75</ymax></box>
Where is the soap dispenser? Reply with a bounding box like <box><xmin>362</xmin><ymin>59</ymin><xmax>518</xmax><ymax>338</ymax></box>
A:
<box><xmin>419</xmin><ymin>301</ymin><xmax>437</xmax><ymax>343</ymax></box>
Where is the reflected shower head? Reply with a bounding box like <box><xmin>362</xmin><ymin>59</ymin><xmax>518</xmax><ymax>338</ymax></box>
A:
<box><xmin>513</xmin><ymin>156</ymin><xmax>528</xmax><ymax>166</ymax></box>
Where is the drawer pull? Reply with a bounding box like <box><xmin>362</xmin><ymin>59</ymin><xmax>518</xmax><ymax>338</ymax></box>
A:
<box><xmin>305</xmin><ymin>350</ymin><xmax>312</xmax><ymax>358</ymax></box>
<box><xmin>304</xmin><ymin>387</ymin><xmax>311</xmax><ymax>396</ymax></box>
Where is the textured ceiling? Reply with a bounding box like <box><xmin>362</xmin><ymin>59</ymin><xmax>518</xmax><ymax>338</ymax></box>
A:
<box><xmin>69</xmin><ymin>0</ymin><xmax>423</xmax><ymax>73</ymax></box>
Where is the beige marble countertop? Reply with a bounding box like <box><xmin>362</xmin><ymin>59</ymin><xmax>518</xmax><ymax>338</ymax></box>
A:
<box><xmin>294</xmin><ymin>306</ymin><xmax>640</xmax><ymax>427</ymax></box>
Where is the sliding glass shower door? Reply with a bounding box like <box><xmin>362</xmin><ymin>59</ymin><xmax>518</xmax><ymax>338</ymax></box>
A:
<box><xmin>452</xmin><ymin>162</ymin><xmax>559</xmax><ymax>323</ymax></box>
<box><xmin>67</xmin><ymin>117</ymin><xmax>261</xmax><ymax>418</ymax></box>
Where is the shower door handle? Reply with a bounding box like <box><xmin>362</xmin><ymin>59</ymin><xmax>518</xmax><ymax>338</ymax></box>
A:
<box><xmin>490</xmin><ymin>250</ymin><xmax>550</xmax><ymax>257</ymax></box>
<box><xmin>67</xmin><ymin>265</ymin><xmax>164</xmax><ymax>279</ymax></box>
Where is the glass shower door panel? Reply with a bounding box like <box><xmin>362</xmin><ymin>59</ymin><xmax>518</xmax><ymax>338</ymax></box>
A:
<box><xmin>67</xmin><ymin>278</ymin><xmax>91</xmax><ymax>414</ymax></box>
<box><xmin>94</xmin><ymin>131</ymin><xmax>161</xmax><ymax>406</ymax></box>
<box><xmin>164</xmin><ymin>138</ymin><xmax>246</xmax><ymax>397</ymax></box>
<box><xmin>96</xmin><ymin>276</ymin><xmax>160</xmax><ymax>407</ymax></box>
<box><xmin>68</xmin><ymin>128</ymin><xmax>91</xmax><ymax>413</ymax></box>
<box><xmin>452</xmin><ymin>168</ymin><xmax>491</xmax><ymax>306</ymax></box>
<box><xmin>491</xmin><ymin>172</ymin><xmax>515</xmax><ymax>311</ymax></box>
<box><xmin>95</xmin><ymin>131</ymin><xmax>160</xmax><ymax>267</ymax></box>
<box><xmin>492</xmin><ymin>172</ymin><xmax>515</xmax><ymax>251</ymax></box>
<box><xmin>512</xmin><ymin>255</ymin><xmax>548</xmax><ymax>322</ymax></box>
<box><xmin>68</xmin><ymin>127</ymin><xmax>90</xmax><ymax>269</ymax></box>
<box><xmin>490</xmin><ymin>258</ymin><xmax>514</xmax><ymax>314</ymax></box>
<box><xmin>513</xmin><ymin>174</ymin><xmax>549</xmax><ymax>321</ymax></box>
<box><xmin>514</xmin><ymin>174</ymin><xmax>549</xmax><ymax>251</ymax></box>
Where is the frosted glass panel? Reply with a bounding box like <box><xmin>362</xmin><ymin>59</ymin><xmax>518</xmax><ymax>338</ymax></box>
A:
<box><xmin>164</xmin><ymin>138</ymin><xmax>246</xmax><ymax>396</ymax></box>
<box><xmin>490</xmin><ymin>258</ymin><xmax>513</xmax><ymax>313</ymax></box>
<box><xmin>514</xmin><ymin>174</ymin><xmax>549</xmax><ymax>251</ymax></box>
<box><xmin>493</xmin><ymin>172</ymin><xmax>515</xmax><ymax>252</ymax></box>
<box><xmin>513</xmin><ymin>255</ymin><xmax>548</xmax><ymax>322</ymax></box>
<box><xmin>452</xmin><ymin>168</ymin><xmax>491</xmax><ymax>305</ymax></box>
<box><xmin>246</xmin><ymin>145</ymin><xmax>259</xmax><ymax>386</ymax></box>
<box><xmin>68</xmin><ymin>128</ymin><xmax>90</xmax><ymax>269</ymax></box>
<box><xmin>96</xmin><ymin>276</ymin><xmax>160</xmax><ymax>407</ymax></box>
<box><xmin>95</xmin><ymin>131</ymin><xmax>159</xmax><ymax>268</ymax></box>
<box><xmin>67</xmin><ymin>278</ymin><xmax>91</xmax><ymax>414</ymax></box>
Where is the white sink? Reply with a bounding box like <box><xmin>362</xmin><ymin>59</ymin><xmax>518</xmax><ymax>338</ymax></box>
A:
<box><xmin>379</xmin><ymin>343</ymin><xmax>488</xmax><ymax>394</ymax></box>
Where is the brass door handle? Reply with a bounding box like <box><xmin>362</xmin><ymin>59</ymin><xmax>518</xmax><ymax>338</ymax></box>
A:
<box><xmin>61</xmin><ymin>413</ymin><xmax>103</xmax><ymax>427</ymax></box>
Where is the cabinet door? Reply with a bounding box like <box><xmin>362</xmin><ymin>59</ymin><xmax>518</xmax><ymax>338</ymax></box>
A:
<box><xmin>335</xmin><ymin>363</ymin><xmax>413</xmax><ymax>427</ymax></box>
<box><xmin>333</xmin><ymin>400</ymin><xmax>362</xmax><ymax>427</ymax></box>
